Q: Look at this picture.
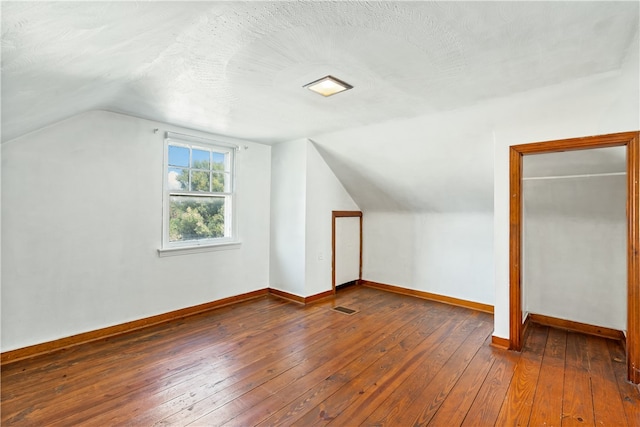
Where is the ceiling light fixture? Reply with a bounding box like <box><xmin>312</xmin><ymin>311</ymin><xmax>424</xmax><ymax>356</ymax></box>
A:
<box><xmin>303</xmin><ymin>75</ymin><xmax>353</xmax><ymax>97</ymax></box>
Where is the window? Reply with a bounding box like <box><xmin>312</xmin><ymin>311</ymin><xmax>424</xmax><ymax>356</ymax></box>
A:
<box><xmin>163</xmin><ymin>135</ymin><xmax>236</xmax><ymax>249</ymax></box>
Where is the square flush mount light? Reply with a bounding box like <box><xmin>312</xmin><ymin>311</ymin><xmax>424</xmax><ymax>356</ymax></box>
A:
<box><xmin>303</xmin><ymin>75</ymin><xmax>353</xmax><ymax>97</ymax></box>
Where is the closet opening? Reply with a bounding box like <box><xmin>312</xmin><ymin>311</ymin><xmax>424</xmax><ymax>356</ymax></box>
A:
<box><xmin>508</xmin><ymin>131</ymin><xmax>639</xmax><ymax>384</ymax></box>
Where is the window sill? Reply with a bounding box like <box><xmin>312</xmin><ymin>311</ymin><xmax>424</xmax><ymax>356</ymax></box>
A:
<box><xmin>157</xmin><ymin>242</ymin><xmax>241</xmax><ymax>257</ymax></box>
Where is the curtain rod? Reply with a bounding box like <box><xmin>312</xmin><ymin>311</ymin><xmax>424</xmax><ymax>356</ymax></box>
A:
<box><xmin>154</xmin><ymin>128</ymin><xmax>244</xmax><ymax>150</ymax></box>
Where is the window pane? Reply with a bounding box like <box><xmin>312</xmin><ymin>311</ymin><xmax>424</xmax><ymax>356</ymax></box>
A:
<box><xmin>169</xmin><ymin>196</ymin><xmax>226</xmax><ymax>242</ymax></box>
<box><xmin>191</xmin><ymin>170</ymin><xmax>210</xmax><ymax>192</ymax></box>
<box><xmin>192</xmin><ymin>149</ymin><xmax>210</xmax><ymax>169</ymax></box>
<box><xmin>168</xmin><ymin>167</ymin><xmax>188</xmax><ymax>190</ymax></box>
<box><xmin>211</xmin><ymin>172</ymin><xmax>226</xmax><ymax>192</ymax></box>
<box><xmin>168</xmin><ymin>145</ymin><xmax>189</xmax><ymax>167</ymax></box>
<box><xmin>212</xmin><ymin>152</ymin><xmax>226</xmax><ymax>172</ymax></box>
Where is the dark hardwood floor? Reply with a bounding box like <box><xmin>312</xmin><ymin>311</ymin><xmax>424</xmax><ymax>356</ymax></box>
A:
<box><xmin>2</xmin><ymin>286</ymin><xmax>639</xmax><ymax>426</ymax></box>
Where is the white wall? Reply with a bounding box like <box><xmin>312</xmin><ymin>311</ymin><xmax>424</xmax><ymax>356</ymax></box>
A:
<box><xmin>1</xmin><ymin>110</ymin><xmax>271</xmax><ymax>352</ymax></box>
<box><xmin>3</xmin><ymin>30</ymin><xmax>636</xmax><ymax>355</ymax></box>
<box><xmin>493</xmin><ymin>41</ymin><xmax>639</xmax><ymax>338</ymax></box>
<box><xmin>309</xmin><ymin>31</ymin><xmax>638</xmax><ymax>333</ymax></box>
<box><xmin>269</xmin><ymin>139</ymin><xmax>307</xmax><ymax>296</ymax></box>
<box><xmin>363</xmin><ymin>211</ymin><xmax>494</xmax><ymax>305</ymax></box>
<box><xmin>311</xmin><ymin>87</ymin><xmax>496</xmax><ymax>307</ymax></box>
<box><xmin>0</xmin><ymin>133</ymin><xmax>2</xmax><ymax>333</ymax></box>
<box><xmin>523</xmin><ymin>175</ymin><xmax>626</xmax><ymax>330</ymax></box>
<box><xmin>269</xmin><ymin>139</ymin><xmax>359</xmax><ymax>297</ymax></box>
<box><xmin>305</xmin><ymin>142</ymin><xmax>359</xmax><ymax>295</ymax></box>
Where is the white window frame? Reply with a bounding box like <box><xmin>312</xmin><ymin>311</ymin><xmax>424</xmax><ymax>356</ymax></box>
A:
<box><xmin>160</xmin><ymin>133</ymin><xmax>238</xmax><ymax>253</ymax></box>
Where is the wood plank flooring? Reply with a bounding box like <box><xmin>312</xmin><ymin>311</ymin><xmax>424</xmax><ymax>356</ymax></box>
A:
<box><xmin>2</xmin><ymin>286</ymin><xmax>639</xmax><ymax>426</ymax></box>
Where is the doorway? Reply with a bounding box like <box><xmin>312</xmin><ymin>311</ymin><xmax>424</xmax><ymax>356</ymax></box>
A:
<box><xmin>509</xmin><ymin>131</ymin><xmax>639</xmax><ymax>384</ymax></box>
<box><xmin>332</xmin><ymin>211</ymin><xmax>363</xmax><ymax>292</ymax></box>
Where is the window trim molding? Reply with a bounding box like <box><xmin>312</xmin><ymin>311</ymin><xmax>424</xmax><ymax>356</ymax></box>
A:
<box><xmin>157</xmin><ymin>242</ymin><xmax>242</xmax><ymax>257</ymax></box>
<box><xmin>161</xmin><ymin>134</ymin><xmax>238</xmax><ymax>251</ymax></box>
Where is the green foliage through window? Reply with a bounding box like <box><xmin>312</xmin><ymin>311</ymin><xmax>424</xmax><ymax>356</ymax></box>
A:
<box><xmin>169</xmin><ymin>196</ymin><xmax>225</xmax><ymax>242</ymax></box>
<box><xmin>166</xmin><ymin>141</ymin><xmax>233</xmax><ymax>245</ymax></box>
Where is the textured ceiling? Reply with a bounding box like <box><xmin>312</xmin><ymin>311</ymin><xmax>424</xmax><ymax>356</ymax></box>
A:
<box><xmin>2</xmin><ymin>1</ymin><xmax>638</xmax><ymax>143</ymax></box>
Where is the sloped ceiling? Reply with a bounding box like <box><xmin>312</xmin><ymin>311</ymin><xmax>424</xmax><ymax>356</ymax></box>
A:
<box><xmin>310</xmin><ymin>108</ymin><xmax>498</xmax><ymax>212</ymax></box>
<box><xmin>2</xmin><ymin>1</ymin><xmax>638</xmax><ymax>144</ymax></box>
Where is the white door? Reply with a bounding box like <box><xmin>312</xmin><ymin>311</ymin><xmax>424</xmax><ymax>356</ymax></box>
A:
<box><xmin>335</xmin><ymin>217</ymin><xmax>360</xmax><ymax>286</ymax></box>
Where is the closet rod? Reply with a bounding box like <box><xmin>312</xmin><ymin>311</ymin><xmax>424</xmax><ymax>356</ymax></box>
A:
<box><xmin>523</xmin><ymin>171</ymin><xmax>626</xmax><ymax>181</ymax></box>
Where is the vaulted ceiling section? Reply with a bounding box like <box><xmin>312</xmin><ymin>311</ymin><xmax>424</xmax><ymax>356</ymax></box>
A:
<box><xmin>2</xmin><ymin>1</ymin><xmax>638</xmax><ymax>144</ymax></box>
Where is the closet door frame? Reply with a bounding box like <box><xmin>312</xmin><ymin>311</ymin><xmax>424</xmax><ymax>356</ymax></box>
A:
<box><xmin>332</xmin><ymin>211</ymin><xmax>363</xmax><ymax>292</ymax></box>
<box><xmin>508</xmin><ymin>131</ymin><xmax>639</xmax><ymax>383</ymax></box>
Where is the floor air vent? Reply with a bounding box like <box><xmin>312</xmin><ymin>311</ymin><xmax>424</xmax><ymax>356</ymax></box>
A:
<box><xmin>332</xmin><ymin>306</ymin><xmax>358</xmax><ymax>315</ymax></box>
